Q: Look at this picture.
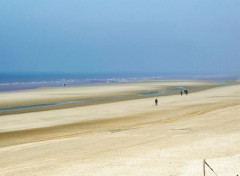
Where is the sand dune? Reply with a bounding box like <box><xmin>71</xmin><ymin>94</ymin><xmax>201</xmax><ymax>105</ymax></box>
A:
<box><xmin>0</xmin><ymin>81</ymin><xmax>240</xmax><ymax>175</ymax></box>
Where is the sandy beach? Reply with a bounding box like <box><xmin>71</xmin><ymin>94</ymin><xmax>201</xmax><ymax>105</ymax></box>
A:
<box><xmin>1</xmin><ymin>80</ymin><xmax>240</xmax><ymax>176</ymax></box>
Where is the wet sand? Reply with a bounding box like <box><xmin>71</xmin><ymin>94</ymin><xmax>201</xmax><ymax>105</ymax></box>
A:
<box><xmin>0</xmin><ymin>81</ymin><xmax>219</xmax><ymax>116</ymax></box>
<box><xmin>1</xmin><ymin>81</ymin><xmax>240</xmax><ymax>175</ymax></box>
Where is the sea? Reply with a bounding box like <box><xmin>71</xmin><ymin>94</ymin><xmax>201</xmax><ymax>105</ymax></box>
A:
<box><xmin>0</xmin><ymin>72</ymin><xmax>239</xmax><ymax>92</ymax></box>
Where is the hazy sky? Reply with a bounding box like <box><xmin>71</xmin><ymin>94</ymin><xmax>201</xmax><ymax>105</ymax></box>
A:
<box><xmin>0</xmin><ymin>0</ymin><xmax>239</xmax><ymax>74</ymax></box>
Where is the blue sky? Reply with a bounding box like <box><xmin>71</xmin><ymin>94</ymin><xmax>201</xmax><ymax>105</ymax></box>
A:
<box><xmin>0</xmin><ymin>0</ymin><xmax>239</xmax><ymax>74</ymax></box>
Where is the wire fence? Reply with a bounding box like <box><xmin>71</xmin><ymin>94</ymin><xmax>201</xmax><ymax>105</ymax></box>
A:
<box><xmin>203</xmin><ymin>159</ymin><xmax>239</xmax><ymax>176</ymax></box>
<box><xmin>203</xmin><ymin>159</ymin><xmax>219</xmax><ymax>176</ymax></box>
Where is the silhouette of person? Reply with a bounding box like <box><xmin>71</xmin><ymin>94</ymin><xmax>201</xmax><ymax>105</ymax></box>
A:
<box><xmin>184</xmin><ymin>90</ymin><xmax>187</xmax><ymax>95</ymax></box>
<box><xmin>180</xmin><ymin>90</ymin><xmax>183</xmax><ymax>96</ymax></box>
<box><xmin>155</xmin><ymin>99</ymin><xmax>158</xmax><ymax>106</ymax></box>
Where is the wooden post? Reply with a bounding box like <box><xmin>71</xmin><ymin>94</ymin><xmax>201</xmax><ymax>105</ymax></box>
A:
<box><xmin>203</xmin><ymin>159</ymin><xmax>206</xmax><ymax>176</ymax></box>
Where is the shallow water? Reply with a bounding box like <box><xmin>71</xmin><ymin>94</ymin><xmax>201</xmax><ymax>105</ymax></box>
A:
<box><xmin>0</xmin><ymin>87</ymin><xmax>186</xmax><ymax>112</ymax></box>
<box><xmin>0</xmin><ymin>98</ymin><xmax>106</xmax><ymax>112</ymax></box>
<box><xmin>140</xmin><ymin>87</ymin><xmax>186</xmax><ymax>96</ymax></box>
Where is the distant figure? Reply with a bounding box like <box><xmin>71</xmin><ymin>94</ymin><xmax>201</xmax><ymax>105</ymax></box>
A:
<box><xmin>155</xmin><ymin>99</ymin><xmax>158</xmax><ymax>106</ymax></box>
<box><xmin>63</xmin><ymin>83</ymin><xmax>66</xmax><ymax>87</ymax></box>
<box><xmin>184</xmin><ymin>90</ymin><xmax>188</xmax><ymax>95</ymax></box>
<box><xmin>180</xmin><ymin>90</ymin><xmax>183</xmax><ymax>96</ymax></box>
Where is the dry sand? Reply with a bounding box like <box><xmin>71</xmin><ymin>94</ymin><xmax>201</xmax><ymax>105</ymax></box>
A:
<box><xmin>0</xmin><ymin>81</ymin><xmax>240</xmax><ymax>176</ymax></box>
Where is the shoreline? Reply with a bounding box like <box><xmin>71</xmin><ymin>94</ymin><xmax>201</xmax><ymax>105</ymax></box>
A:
<box><xmin>1</xmin><ymin>75</ymin><xmax>238</xmax><ymax>94</ymax></box>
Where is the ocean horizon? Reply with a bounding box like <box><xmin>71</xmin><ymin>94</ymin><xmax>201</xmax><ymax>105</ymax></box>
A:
<box><xmin>0</xmin><ymin>72</ymin><xmax>239</xmax><ymax>92</ymax></box>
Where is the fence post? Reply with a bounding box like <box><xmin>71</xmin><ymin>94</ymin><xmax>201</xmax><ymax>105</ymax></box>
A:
<box><xmin>203</xmin><ymin>159</ymin><xmax>206</xmax><ymax>176</ymax></box>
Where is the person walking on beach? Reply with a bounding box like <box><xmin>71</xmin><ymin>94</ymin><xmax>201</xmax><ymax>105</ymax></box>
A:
<box><xmin>184</xmin><ymin>90</ymin><xmax>188</xmax><ymax>95</ymax></box>
<box><xmin>180</xmin><ymin>90</ymin><xmax>183</xmax><ymax>96</ymax></box>
<box><xmin>155</xmin><ymin>99</ymin><xmax>158</xmax><ymax>106</ymax></box>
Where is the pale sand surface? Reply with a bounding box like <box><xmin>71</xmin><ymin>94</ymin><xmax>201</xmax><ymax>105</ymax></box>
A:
<box><xmin>1</xmin><ymin>81</ymin><xmax>240</xmax><ymax>175</ymax></box>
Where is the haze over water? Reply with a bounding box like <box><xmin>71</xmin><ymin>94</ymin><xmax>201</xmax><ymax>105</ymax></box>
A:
<box><xmin>0</xmin><ymin>72</ymin><xmax>239</xmax><ymax>92</ymax></box>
